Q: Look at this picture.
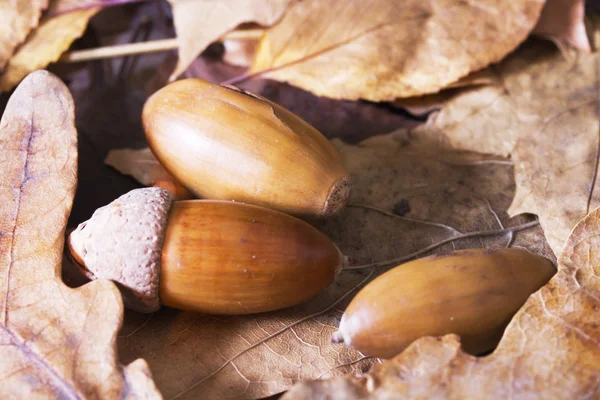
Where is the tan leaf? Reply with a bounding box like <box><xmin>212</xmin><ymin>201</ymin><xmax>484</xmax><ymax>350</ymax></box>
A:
<box><xmin>250</xmin><ymin>0</ymin><xmax>545</xmax><ymax>101</ymax></box>
<box><xmin>223</xmin><ymin>38</ymin><xmax>259</xmax><ymax>67</ymax></box>
<box><xmin>404</xmin><ymin>37</ymin><xmax>599</xmax><ymax>255</ymax></box>
<box><xmin>0</xmin><ymin>0</ymin><xmax>48</xmax><ymax>71</ymax></box>
<box><xmin>392</xmin><ymin>68</ymin><xmax>500</xmax><ymax>117</ymax></box>
<box><xmin>106</xmin><ymin>148</ymin><xmax>174</xmax><ymax>187</ymax></box>
<box><xmin>533</xmin><ymin>0</ymin><xmax>590</xmax><ymax>52</ymax></box>
<box><xmin>112</xmin><ymin>129</ymin><xmax>552</xmax><ymax>399</ymax></box>
<box><xmin>0</xmin><ymin>71</ymin><xmax>160</xmax><ymax>398</ymax></box>
<box><xmin>0</xmin><ymin>5</ymin><xmax>98</xmax><ymax>91</ymax></box>
<box><xmin>283</xmin><ymin>201</ymin><xmax>600</xmax><ymax>400</ymax></box>
<box><xmin>168</xmin><ymin>0</ymin><xmax>292</xmax><ymax>80</ymax></box>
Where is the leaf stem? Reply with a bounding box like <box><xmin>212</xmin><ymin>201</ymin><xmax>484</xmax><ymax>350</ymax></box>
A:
<box><xmin>344</xmin><ymin>220</ymin><xmax>539</xmax><ymax>270</ymax></box>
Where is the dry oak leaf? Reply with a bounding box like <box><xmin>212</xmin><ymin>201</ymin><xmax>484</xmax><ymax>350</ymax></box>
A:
<box><xmin>284</xmin><ymin>201</ymin><xmax>600</xmax><ymax>400</ymax></box>
<box><xmin>532</xmin><ymin>0</ymin><xmax>590</xmax><ymax>52</ymax></box>
<box><xmin>0</xmin><ymin>0</ymin><xmax>48</xmax><ymax>71</ymax></box>
<box><xmin>392</xmin><ymin>68</ymin><xmax>499</xmax><ymax>117</ymax></box>
<box><xmin>0</xmin><ymin>4</ymin><xmax>99</xmax><ymax>91</ymax></box>
<box><xmin>250</xmin><ymin>0</ymin><xmax>545</xmax><ymax>101</ymax></box>
<box><xmin>0</xmin><ymin>70</ymin><xmax>160</xmax><ymax>398</ymax></box>
<box><xmin>113</xmin><ymin>130</ymin><xmax>553</xmax><ymax>400</ymax></box>
<box><xmin>407</xmin><ymin>39</ymin><xmax>599</xmax><ymax>255</ymax></box>
<box><xmin>168</xmin><ymin>0</ymin><xmax>292</xmax><ymax>80</ymax></box>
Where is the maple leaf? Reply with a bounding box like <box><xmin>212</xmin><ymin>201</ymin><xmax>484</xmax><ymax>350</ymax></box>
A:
<box><xmin>250</xmin><ymin>0</ymin><xmax>545</xmax><ymax>101</ymax></box>
<box><xmin>0</xmin><ymin>70</ymin><xmax>160</xmax><ymax>398</ymax></box>
<box><xmin>283</xmin><ymin>201</ymin><xmax>600</xmax><ymax>399</ymax></box>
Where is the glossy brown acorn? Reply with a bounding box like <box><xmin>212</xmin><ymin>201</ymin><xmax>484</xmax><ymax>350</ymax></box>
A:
<box><xmin>332</xmin><ymin>248</ymin><xmax>556</xmax><ymax>358</ymax></box>
<box><xmin>68</xmin><ymin>188</ymin><xmax>343</xmax><ymax>314</ymax></box>
<box><xmin>142</xmin><ymin>78</ymin><xmax>350</xmax><ymax>217</ymax></box>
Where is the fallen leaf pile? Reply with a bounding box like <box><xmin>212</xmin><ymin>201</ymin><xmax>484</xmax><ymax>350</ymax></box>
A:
<box><xmin>0</xmin><ymin>70</ymin><xmax>159</xmax><ymax>398</ymax></box>
<box><xmin>0</xmin><ymin>0</ymin><xmax>599</xmax><ymax>399</ymax></box>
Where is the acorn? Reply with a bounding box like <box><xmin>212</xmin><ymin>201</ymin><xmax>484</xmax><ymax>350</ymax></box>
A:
<box><xmin>68</xmin><ymin>188</ymin><xmax>344</xmax><ymax>314</ymax></box>
<box><xmin>332</xmin><ymin>248</ymin><xmax>555</xmax><ymax>358</ymax></box>
<box><xmin>142</xmin><ymin>78</ymin><xmax>350</xmax><ymax>218</ymax></box>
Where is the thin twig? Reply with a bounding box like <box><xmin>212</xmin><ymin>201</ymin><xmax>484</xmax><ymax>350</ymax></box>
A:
<box><xmin>59</xmin><ymin>29</ymin><xmax>263</xmax><ymax>63</ymax></box>
<box><xmin>344</xmin><ymin>220</ymin><xmax>539</xmax><ymax>270</ymax></box>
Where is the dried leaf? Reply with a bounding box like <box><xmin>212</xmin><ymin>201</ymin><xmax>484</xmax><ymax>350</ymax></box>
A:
<box><xmin>533</xmin><ymin>0</ymin><xmax>590</xmax><ymax>52</ymax></box>
<box><xmin>0</xmin><ymin>70</ymin><xmax>160</xmax><ymax>398</ymax></box>
<box><xmin>112</xmin><ymin>130</ymin><xmax>552</xmax><ymax>399</ymax></box>
<box><xmin>0</xmin><ymin>0</ymin><xmax>48</xmax><ymax>71</ymax></box>
<box><xmin>284</xmin><ymin>201</ymin><xmax>600</xmax><ymax>400</ymax></box>
<box><xmin>105</xmin><ymin>148</ymin><xmax>174</xmax><ymax>187</ymax></box>
<box><xmin>0</xmin><ymin>5</ymin><xmax>98</xmax><ymax>91</ymax></box>
<box><xmin>407</xmin><ymin>39</ymin><xmax>599</xmax><ymax>255</ymax></box>
<box><xmin>168</xmin><ymin>0</ymin><xmax>292</xmax><ymax>79</ymax></box>
<box><xmin>250</xmin><ymin>0</ymin><xmax>545</xmax><ymax>101</ymax></box>
<box><xmin>223</xmin><ymin>38</ymin><xmax>259</xmax><ymax>67</ymax></box>
<box><xmin>392</xmin><ymin>68</ymin><xmax>499</xmax><ymax>117</ymax></box>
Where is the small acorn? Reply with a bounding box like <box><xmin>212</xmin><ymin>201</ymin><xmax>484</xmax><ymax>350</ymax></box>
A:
<box><xmin>142</xmin><ymin>78</ymin><xmax>350</xmax><ymax>218</ymax></box>
<box><xmin>332</xmin><ymin>248</ymin><xmax>555</xmax><ymax>358</ymax></box>
<box><xmin>68</xmin><ymin>188</ymin><xmax>344</xmax><ymax>314</ymax></box>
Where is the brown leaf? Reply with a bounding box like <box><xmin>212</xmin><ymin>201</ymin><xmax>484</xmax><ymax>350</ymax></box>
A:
<box><xmin>0</xmin><ymin>0</ymin><xmax>48</xmax><ymax>71</ymax></box>
<box><xmin>533</xmin><ymin>0</ymin><xmax>590</xmax><ymax>52</ymax></box>
<box><xmin>105</xmin><ymin>148</ymin><xmax>174</xmax><ymax>187</ymax></box>
<box><xmin>283</xmin><ymin>201</ymin><xmax>600</xmax><ymax>400</ymax></box>
<box><xmin>392</xmin><ymin>68</ymin><xmax>500</xmax><ymax>117</ymax></box>
<box><xmin>0</xmin><ymin>4</ymin><xmax>98</xmax><ymax>91</ymax></box>
<box><xmin>0</xmin><ymin>70</ymin><xmax>160</xmax><ymax>398</ymax></box>
<box><xmin>406</xmin><ymin>38</ymin><xmax>599</xmax><ymax>255</ymax></box>
<box><xmin>111</xmin><ymin>130</ymin><xmax>552</xmax><ymax>399</ymax></box>
<box><xmin>168</xmin><ymin>0</ymin><xmax>292</xmax><ymax>79</ymax></box>
<box><xmin>250</xmin><ymin>0</ymin><xmax>544</xmax><ymax>101</ymax></box>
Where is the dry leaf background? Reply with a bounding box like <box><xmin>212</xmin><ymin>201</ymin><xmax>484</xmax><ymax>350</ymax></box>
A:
<box><xmin>0</xmin><ymin>0</ymin><xmax>597</xmax><ymax>399</ymax></box>
<box><xmin>0</xmin><ymin>70</ymin><xmax>159</xmax><ymax>398</ymax></box>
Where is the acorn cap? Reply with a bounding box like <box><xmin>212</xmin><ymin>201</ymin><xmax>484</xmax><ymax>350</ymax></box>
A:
<box><xmin>69</xmin><ymin>187</ymin><xmax>174</xmax><ymax>313</ymax></box>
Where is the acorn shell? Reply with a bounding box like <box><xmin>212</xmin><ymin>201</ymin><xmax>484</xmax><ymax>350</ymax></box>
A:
<box><xmin>160</xmin><ymin>199</ymin><xmax>344</xmax><ymax>314</ymax></box>
<box><xmin>333</xmin><ymin>248</ymin><xmax>555</xmax><ymax>358</ymax></box>
<box><xmin>142</xmin><ymin>79</ymin><xmax>350</xmax><ymax>217</ymax></box>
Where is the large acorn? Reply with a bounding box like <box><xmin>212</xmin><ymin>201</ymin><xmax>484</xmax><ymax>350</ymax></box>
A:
<box><xmin>142</xmin><ymin>79</ymin><xmax>350</xmax><ymax>217</ymax></box>
<box><xmin>68</xmin><ymin>188</ymin><xmax>344</xmax><ymax>314</ymax></box>
<box><xmin>332</xmin><ymin>248</ymin><xmax>555</xmax><ymax>358</ymax></box>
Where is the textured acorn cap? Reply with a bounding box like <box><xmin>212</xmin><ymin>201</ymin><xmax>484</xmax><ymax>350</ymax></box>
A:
<box><xmin>69</xmin><ymin>187</ymin><xmax>174</xmax><ymax>313</ymax></box>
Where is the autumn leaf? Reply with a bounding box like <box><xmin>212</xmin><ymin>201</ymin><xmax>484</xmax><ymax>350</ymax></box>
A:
<box><xmin>401</xmin><ymin>35</ymin><xmax>599</xmax><ymax>255</ymax></box>
<box><xmin>0</xmin><ymin>70</ymin><xmax>160</xmax><ymax>398</ymax></box>
<box><xmin>392</xmin><ymin>68</ymin><xmax>499</xmax><ymax>117</ymax></box>
<box><xmin>108</xmin><ymin>129</ymin><xmax>552</xmax><ymax>399</ymax></box>
<box><xmin>0</xmin><ymin>0</ymin><xmax>48</xmax><ymax>71</ymax></box>
<box><xmin>0</xmin><ymin>3</ymin><xmax>99</xmax><ymax>91</ymax></box>
<box><xmin>250</xmin><ymin>0</ymin><xmax>545</xmax><ymax>101</ymax></box>
<box><xmin>168</xmin><ymin>0</ymin><xmax>292</xmax><ymax>80</ymax></box>
<box><xmin>283</xmin><ymin>201</ymin><xmax>600</xmax><ymax>400</ymax></box>
<box><xmin>533</xmin><ymin>0</ymin><xmax>590</xmax><ymax>51</ymax></box>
